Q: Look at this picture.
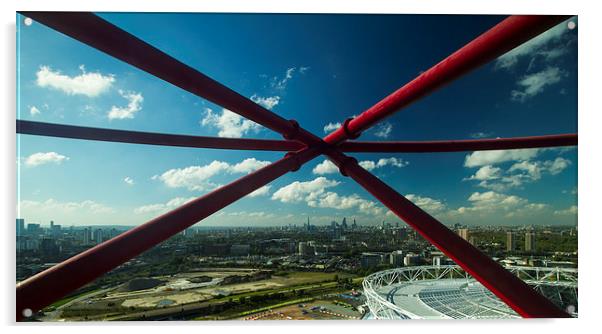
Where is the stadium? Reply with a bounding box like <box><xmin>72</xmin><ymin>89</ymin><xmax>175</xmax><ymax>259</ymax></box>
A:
<box><xmin>362</xmin><ymin>265</ymin><xmax>578</xmax><ymax>319</ymax></box>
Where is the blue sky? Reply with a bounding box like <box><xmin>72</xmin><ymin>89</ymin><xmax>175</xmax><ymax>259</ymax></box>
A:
<box><xmin>16</xmin><ymin>13</ymin><xmax>577</xmax><ymax>227</ymax></box>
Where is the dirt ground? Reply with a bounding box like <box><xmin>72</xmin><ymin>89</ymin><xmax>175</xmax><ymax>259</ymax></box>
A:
<box><xmin>66</xmin><ymin>271</ymin><xmax>345</xmax><ymax>312</ymax></box>
<box><xmin>241</xmin><ymin>300</ymin><xmax>361</xmax><ymax>320</ymax></box>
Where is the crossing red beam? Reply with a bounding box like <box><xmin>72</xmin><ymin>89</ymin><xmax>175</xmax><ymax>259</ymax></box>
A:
<box><xmin>17</xmin><ymin>120</ymin><xmax>306</xmax><ymax>152</ymax></box>
<box><xmin>15</xmin><ymin>12</ymin><xmax>575</xmax><ymax>320</ymax></box>
<box><xmin>324</xmin><ymin>15</ymin><xmax>571</xmax><ymax>144</ymax></box>
<box><xmin>17</xmin><ymin>120</ymin><xmax>577</xmax><ymax>154</ymax></box>
<box><xmin>320</xmin><ymin>15</ymin><xmax>573</xmax><ymax>318</ymax></box>
<box><xmin>16</xmin><ymin>147</ymin><xmax>321</xmax><ymax>321</ymax></box>
<box><xmin>21</xmin><ymin>11</ymin><xmax>322</xmax><ymax>146</ymax></box>
<box><xmin>340</xmin><ymin>133</ymin><xmax>577</xmax><ymax>153</ymax></box>
<box><xmin>324</xmin><ymin>148</ymin><xmax>570</xmax><ymax>318</ymax></box>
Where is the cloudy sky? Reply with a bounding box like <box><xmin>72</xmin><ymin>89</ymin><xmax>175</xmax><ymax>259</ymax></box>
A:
<box><xmin>16</xmin><ymin>13</ymin><xmax>577</xmax><ymax>227</ymax></box>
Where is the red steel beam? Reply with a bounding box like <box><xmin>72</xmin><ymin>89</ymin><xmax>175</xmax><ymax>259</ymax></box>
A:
<box><xmin>339</xmin><ymin>133</ymin><xmax>577</xmax><ymax>153</ymax></box>
<box><xmin>17</xmin><ymin>120</ymin><xmax>576</xmax><ymax>153</ymax></box>
<box><xmin>16</xmin><ymin>147</ymin><xmax>321</xmax><ymax>321</ymax></box>
<box><xmin>15</xmin><ymin>12</ymin><xmax>575</xmax><ymax>320</ymax></box>
<box><xmin>21</xmin><ymin>11</ymin><xmax>321</xmax><ymax>146</ymax></box>
<box><xmin>17</xmin><ymin>120</ymin><xmax>306</xmax><ymax>152</ymax></box>
<box><xmin>324</xmin><ymin>148</ymin><xmax>570</xmax><ymax>318</ymax></box>
<box><xmin>324</xmin><ymin>15</ymin><xmax>571</xmax><ymax>144</ymax></box>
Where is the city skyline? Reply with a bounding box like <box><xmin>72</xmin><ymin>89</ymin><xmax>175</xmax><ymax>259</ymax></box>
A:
<box><xmin>17</xmin><ymin>13</ymin><xmax>578</xmax><ymax>227</ymax></box>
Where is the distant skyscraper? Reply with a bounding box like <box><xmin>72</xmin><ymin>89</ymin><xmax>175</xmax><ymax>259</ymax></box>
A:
<box><xmin>458</xmin><ymin>228</ymin><xmax>469</xmax><ymax>241</ymax></box>
<box><xmin>390</xmin><ymin>250</ymin><xmax>404</xmax><ymax>267</ymax></box>
<box><xmin>93</xmin><ymin>228</ymin><xmax>104</xmax><ymax>244</ymax></box>
<box><xmin>16</xmin><ymin>218</ymin><xmax>25</xmax><ymax>237</ymax></box>
<box><xmin>404</xmin><ymin>253</ymin><xmax>422</xmax><ymax>266</ymax></box>
<box><xmin>298</xmin><ymin>242</ymin><xmax>314</xmax><ymax>256</ymax></box>
<box><xmin>506</xmin><ymin>231</ymin><xmax>516</xmax><ymax>252</ymax></box>
<box><xmin>27</xmin><ymin>223</ymin><xmax>41</xmax><ymax>236</ymax></box>
<box><xmin>341</xmin><ymin>217</ymin><xmax>348</xmax><ymax>230</ymax></box>
<box><xmin>83</xmin><ymin>227</ymin><xmax>91</xmax><ymax>245</ymax></box>
<box><xmin>361</xmin><ymin>253</ymin><xmax>382</xmax><ymax>268</ymax></box>
<box><xmin>525</xmin><ymin>232</ymin><xmax>536</xmax><ymax>252</ymax></box>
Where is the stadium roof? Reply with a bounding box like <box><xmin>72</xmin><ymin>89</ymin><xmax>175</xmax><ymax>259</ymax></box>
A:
<box><xmin>363</xmin><ymin>265</ymin><xmax>578</xmax><ymax>320</ymax></box>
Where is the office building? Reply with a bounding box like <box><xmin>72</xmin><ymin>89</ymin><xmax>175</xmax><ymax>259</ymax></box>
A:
<box><xmin>525</xmin><ymin>232</ymin><xmax>536</xmax><ymax>252</ymax></box>
<box><xmin>458</xmin><ymin>228</ymin><xmax>469</xmax><ymax>241</ymax></box>
<box><xmin>16</xmin><ymin>218</ymin><xmax>25</xmax><ymax>237</ymax></box>
<box><xmin>390</xmin><ymin>250</ymin><xmax>404</xmax><ymax>267</ymax></box>
<box><xmin>361</xmin><ymin>253</ymin><xmax>382</xmax><ymax>268</ymax></box>
<box><xmin>27</xmin><ymin>223</ymin><xmax>41</xmax><ymax>236</ymax></box>
<box><xmin>506</xmin><ymin>231</ymin><xmax>516</xmax><ymax>252</ymax></box>
<box><xmin>230</xmin><ymin>244</ymin><xmax>251</xmax><ymax>256</ymax></box>
<box><xmin>298</xmin><ymin>241</ymin><xmax>315</xmax><ymax>256</ymax></box>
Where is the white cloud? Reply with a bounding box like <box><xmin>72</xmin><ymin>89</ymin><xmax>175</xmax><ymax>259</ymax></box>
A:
<box><xmin>312</xmin><ymin>157</ymin><xmax>408</xmax><ymax>175</ymax></box>
<box><xmin>496</xmin><ymin>20</ymin><xmax>573</xmax><ymax>70</ymax></box>
<box><xmin>509</xmin><ymin>160</ymin><xmax>542</xmax><ymax>180</ymax></box>
<box><xmin>554</xmin><ymin>205</ymin><xmax>577</xmax><ymax>216</ymax></box>
<box><xmin>250</xmin><ymin>95</ymin><xmax>280</xmax><ymax>110</ymax></box>
<box><xmin>544</xmin><ymin>157</ymin><xmax>572</xmax><ymax>175</ymax></box>
<box><xmin>469</xmin><ymin>132</ymin><xmax>492</xmax><ymax>139</ymax></box>
<box><xmin>201</xmin><ymin>107</ymin><xmax>263</xmax><ymax>138</ymax></box>
<box><xmin>469</xmin><ymin>157</ymin><xmax>571</xmax><ymax>191</ymax></box>
<box><xmin>25</xmin><ymin>152</ymin><xmax>69</xmax><ymax>167</ymax></box>
<box><xmin>374</xmin><ymin>122</ymin><xmax>393</xmax><ymax>138</ymax></box>
<box><xmin>134</xmin><ymin>197</ymin><xmax>196</xmax><ymax>215</ymax></box>
<box><xmin>155</xmin><ymin>161</ymin><xmax>229</xmax><ymax>191</ymax></box>
<box><xmin>272</xmin><ymin>177</ymin><xmax>340</xmax><ymax>203</ymax></box>
<box><xmin>451</xmin><ymin>191</ymin><xmax>555</xmax><ymax>221</ymax></box>
<box><xmin>456</xmin><ymin>191</ymin><xmax>529</xmax><ymax>216</ymax></box>
<box><xmin>19</xmin><ymin>198</ymin><xmax>114</xmax><ymax>215</ymax></box>
<box><xmin>36</xmin><ymin>65</ymin><xmax>114</xmax><ymax>97</ymax></box>
<box><xmin>466</xmin><ymin>165</ymin><xmax>502</xmax><ymax>181</ymax></box>
<box><xmin>405</xmin><ymin>194</ymin><xmax>446</xmax><ymax>214</ymax></box>
<box><xmin>247</xmin><ymin>185</ymin><xmax>272</xmax><ymax>198</ymax></box>
<box><xmin>271</xmin><ymin>177</ymin><xmax>383</xmax><ymax>216</ymax></box>
<box><xmin>312</xmin><ymin>160</ymin><xmax>339</xmax><ymax>175</ymax></box>
<box><xmin>156</xmin><ymin>158</ymin><xmax>271</xmax><ymax>191</ymax></box>
<box><xmin>108</xmin><ymin>90</ymin><xmax>143</xmax><ymax>120</ymax></box>
<box><xmin>225</xmin><ymin>211</ymin><xmax>276</xmax><ymax>219</ymax></box>
<box><xmin>323</xmin><ymin>122</ymin><xmax>342</xmax><ymax>133</ymax></box>
<box><xmin>271</xmin><ymin>67</ymin><xmax>296</xmax><ymax>90</ymax></box>
<box><xmin>375</xmin><ymin>157</ymin><xmax>408</xmax><ymax>168</ymax></box>
<box><xmin>29</xmin><ymin>106</ymin><xmax>40</xmax><ymax>116</ymax></box>
<box><xmin>229</xmin><ymin>158</ymin><xmax>271</xmax><ymax>173</ymax></box>
<box><xmin>510</xmin><ymin>67</ymin><xmax>564</xmax><ymax>102</ymax></box>
<box><xmin>464</xmin><ymin>148</ymin><xmax>540</xmax><ymax>167</ymax></box>
<box><xmin>358</xmin><ymin>157</ymin><xmax>409</xmax><ymax>171</ymax></box>
<box><xmin>123</xmin><ymin>177</ymin><xmax>134</xmax><ymax>186</ymax></box>
<box><xmin>309</xmin><ymin>192</ymin><xmax>384</xmax><ymax>216</ymax></box>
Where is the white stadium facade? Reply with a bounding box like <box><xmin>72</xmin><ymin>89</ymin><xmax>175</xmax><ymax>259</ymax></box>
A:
<box><xmin>362</xmin><ymin>265</ymin><xmax>577</xmax><ymax>319</ymax></box>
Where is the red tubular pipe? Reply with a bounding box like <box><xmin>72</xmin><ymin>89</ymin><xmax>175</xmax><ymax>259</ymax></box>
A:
<box><xmin>17</xmin><ymin>120</ymin><xmax>306</xmax><ymax>152</ymax></box>
<box><xmin>324</xmin><ymin>15</ymin><xmax>571</xmax><ymax>144</ymax></box>
<box><xmin>324</xmin><ymin>149</ymin><xmax>569</xmax><ymax>318</ymax></box>
<box><xmin>16</xmin><ymin>147</ymin><xmax>321</xmax><ymax>321</ymax></box>
<box><xmin>339</xmin><ymin>134</ymin><xmax>577</xmax><ymax>153</ymax></box>
<box><xmin>21</xmin><ymin>12</ymin><xmax>321</xmax><ymax>146</ymax></box>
